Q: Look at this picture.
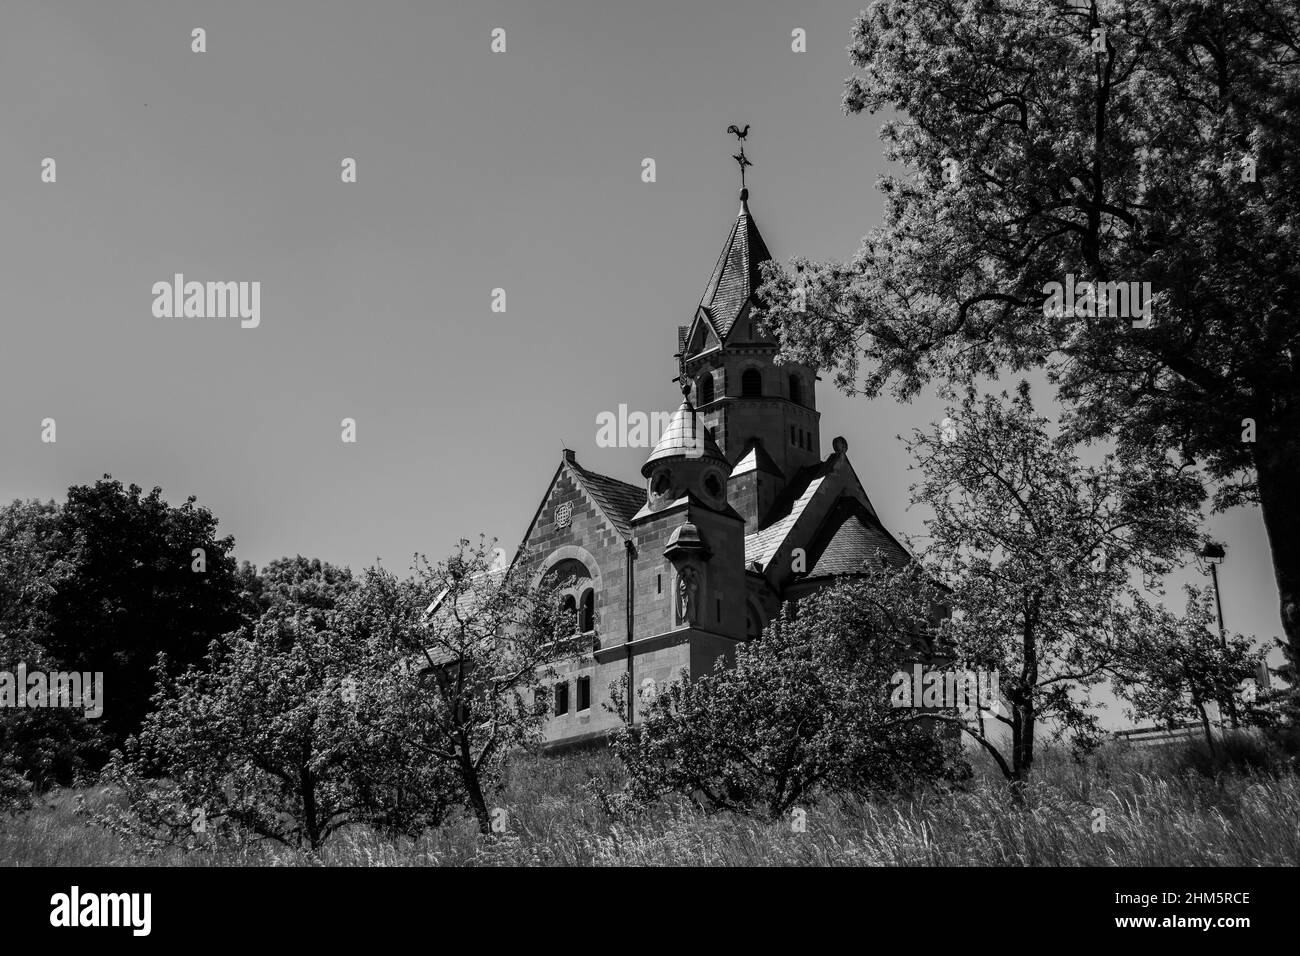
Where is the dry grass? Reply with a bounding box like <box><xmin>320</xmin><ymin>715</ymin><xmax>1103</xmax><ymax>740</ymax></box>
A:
<box><xmin>3</xmin><ymin>740</ymin><xmax>1297</xmax><ymax>866</ymax></box>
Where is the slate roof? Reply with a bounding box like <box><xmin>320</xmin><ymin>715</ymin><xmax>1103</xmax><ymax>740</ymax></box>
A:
<box><xmin>741</xmin><ymin>450</ymin><xmax>913</xmax><ymax>577</ymax></box>
<box><xmin>743</xmin><ymin>462</ymin><xmax>828</xmax><ymax>569</ymax></box>
<box><xmin>806</xmin><ymin>504</ymin><xmax>912</xmax><ymax>577</ymax></box>
<box><xmin>642</xmin><ymin>399</ymin><xmax>729</xmax><ymax>469</ymax></box>
<box><xmin>569</xmin><ymin>462</ymin><xmax>644</xmax><ymax>539</ymax></box>
<box><xmin>697</xmin><ymin>192</ymin><xmax>772</xmax><ymax>341</ymax></box>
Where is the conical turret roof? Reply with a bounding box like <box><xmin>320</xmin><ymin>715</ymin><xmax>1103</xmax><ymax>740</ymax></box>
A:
<box><xmin>642</xmin><ymin>399</ymin><xmax>728</xmax><ymax>474</ymax></box>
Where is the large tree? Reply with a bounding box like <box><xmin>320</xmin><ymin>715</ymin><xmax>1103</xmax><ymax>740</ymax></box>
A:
<box><xmin>0</xmin><ymin>499</ymin><xmax>105</xmax><ymax>795</ymax></box>
<box><xmin>40</xmin><ymin>477</ymin><xmax>247</xmax><ymax>748</ymax></box>
<box><xmin>758</xmin><ymin>0</ymin><xmax>1300</xmax><ymax>652</ymax></box>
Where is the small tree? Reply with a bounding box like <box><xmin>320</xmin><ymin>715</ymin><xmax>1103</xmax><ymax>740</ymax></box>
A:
<box><xmin>610</xmin><ymin>566</ymin><xmax>967</xmax><ymax>820</ymax></box>
<box><xmin>98</xmin><ymin>561</ymin><xmax>454</xmax><ymax>851</ymax></box>
<box><xmin>391</xmin><ymin>538</ymin><xmax>587</xmax><ymax>835</ymax></box>
<box><xmin>1118</xmin><ymin>586</ymin><xmax>1263</xmax><ymax>750</ymax></box>
<box><xmin>910</xmin><ymin>385</ymin><xmax>1201</xmax><ymax>793</ymax></box>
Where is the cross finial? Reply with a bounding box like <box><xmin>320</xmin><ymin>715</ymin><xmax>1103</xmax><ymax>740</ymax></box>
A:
<box><xmin>726</xmin><ymin>123</ymin><xmax>752</xmax><ymax>190</ymax></box>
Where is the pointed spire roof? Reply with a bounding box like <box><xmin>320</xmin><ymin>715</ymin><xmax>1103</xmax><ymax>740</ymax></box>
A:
<box><xmin>641</xmin><ymin>398</ymin><xmax>728</xmax><ymax>473</ymax></box>
<box><xmin>697</xmin><ymin>188</ymin><xmax>773</xmax><ymax>340</ymax></box>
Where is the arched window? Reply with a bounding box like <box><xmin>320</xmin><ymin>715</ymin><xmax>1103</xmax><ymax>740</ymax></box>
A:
<box><xmin>698</xmin><ymin>374</ymin><xmax>715</xmax><ymax>405</ymax></box>
<box><xmin>788</xmin><ymin>375</ymin><xmax>802</xmax><ymax>406</ymax></box>
<box><xmin>742</xmin><ymin>369</ymin><xmax>762</xmax><ymax>397</ymax></box>
<box><xmin>579</xmin><ymin>589</ymin><xmax>595</xmax><ymax>633</ymax></box>
<box><xmin>561</xmin><ymin>594</ymin><xmax>577</xmax><ymax>630</ymax></box>
<box><xmin>791</xmin><ymin>425</ymin><xmax>797</xmax><ymax>445</ymax></box>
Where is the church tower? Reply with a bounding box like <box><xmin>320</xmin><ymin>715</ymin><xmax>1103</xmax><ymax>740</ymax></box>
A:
<box><xmin>678</xmin><ymin>185</ymin><xmax>821</xmax><ymax>533</ymax></box>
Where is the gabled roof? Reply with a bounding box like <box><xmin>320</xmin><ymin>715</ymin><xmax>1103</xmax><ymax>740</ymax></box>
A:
<box><xmin>569</xmin><ymin>461</ymin><xmax>643</xmax><ymax>539</ymax></box>
<box><xmin>805</xmin><ymin>500</ymin><xmax>912</xmax><ymax>578</ymax></box>
<box><xmin>731</xmin><ymin>443</ymin><xmax>783</xmax><ymax>477</ymax></box>
<box><xmin>514</xmin><ymin>454</ymin><xmax>644</xmax><ymax>556</ymax></box>
<box><xmin>743</xmin><ymin>461</ymin><xmax>829</xmax><ymax>569</ymax></box>
<box><xmin>696</xmin><ymin>190</ymin><xmax>772</xmax><ymax>341</ymax></box>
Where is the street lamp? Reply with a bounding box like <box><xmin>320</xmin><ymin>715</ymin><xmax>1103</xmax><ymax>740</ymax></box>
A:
<box><xmin>1198</xmin><ymin>540</ymin><xmax>1238</xmax><ymax>729</ymax></box>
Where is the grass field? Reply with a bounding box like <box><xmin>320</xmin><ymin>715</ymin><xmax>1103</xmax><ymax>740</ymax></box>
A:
<box><xmin>3</xmin><ymin>738</ymin><xmax>1298</xmax><ymax>866</ymax></box>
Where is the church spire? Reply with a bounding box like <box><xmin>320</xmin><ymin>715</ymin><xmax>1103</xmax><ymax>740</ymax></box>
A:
<box><xmin>678</xmin><ymin>139</ymin><xmax>821</xmax><ymax>479</ymax></box>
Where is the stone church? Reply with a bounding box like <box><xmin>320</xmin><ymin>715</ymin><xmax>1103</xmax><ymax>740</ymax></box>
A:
<box><xmin>517</xmin><ymin>185</ymin><xmax>912</xmax><ymax>749</ymax></box>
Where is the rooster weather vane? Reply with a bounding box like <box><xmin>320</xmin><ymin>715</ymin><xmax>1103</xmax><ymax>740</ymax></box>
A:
<box><xmin>727</xmin><ymin>123</ymin><xmax>752</xmax><ymax>188</ymax></box>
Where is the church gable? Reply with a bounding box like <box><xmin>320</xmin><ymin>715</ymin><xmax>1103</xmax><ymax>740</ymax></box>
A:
<box><xmin>516</xmin><ymin>452</ymin><xmax>642</xmax><ymax>570</ymax></box>
<box><xmin>743</xmin><ymin>439</ymin><xmax>893</xmax><ymax>587</ymax></box>
<box><xmin>683</xmin><ymin>309</ymin><xmax>723</xmax><ymax>359</ymax></box>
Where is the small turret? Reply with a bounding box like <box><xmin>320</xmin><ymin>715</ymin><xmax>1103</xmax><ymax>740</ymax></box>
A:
<box><xmin>641</xmin><ymin>385</ymin><xmax>732</xmax><ymax>514</ymax></box>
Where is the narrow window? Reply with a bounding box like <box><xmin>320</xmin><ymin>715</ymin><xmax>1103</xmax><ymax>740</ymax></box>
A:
<box><xmin>554</xmin><ymin>682</ymin><xmax>569</xmax><ymax>715</ymax></box>
<box><xmin>580</xmin><ymin>589</ymin><xmax>595</xmax><ymax>632</ymax></box>
<box><xmin>742</xmin><ymin>369</ymin><xmax>762</xmax><ymax>397</ymax></box>
<box><xmin>561</xmin><ymin>594</ymin><xmax>577</xmax><ymax>633</ymax></box>
<box><xmin>789</xmin><ymin>375</ymin><xmax>802</xmax><ymax>406</ymax></box>
<box><xmin>716</xmin><ymin>597</ymin><xmax>721</xmax><ymax>622</ymax></box>
<box><xmin>791</xmin><ymin>425</ymin><xmax>797</xmax><ymax>445</ymax></box>
<box><xmin>576</xmin><ymin>676</ymin><xmax>591</xmax><ymax>711</ymax></box>
<box><xmin>657</xmin><ymin>573</ymin><xmax>662</xmax><ymax>594</ymax></box>
<box><xmin>698</xmin><ymin>374</ymin><xmax>715</xmax><ymax>405</ymax></box>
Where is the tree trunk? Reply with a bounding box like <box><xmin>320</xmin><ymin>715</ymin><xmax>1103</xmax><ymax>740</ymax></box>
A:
<box><xmin>1255</xmin><ymin>442</ymin><xmax>1300</xmax><ymax>658</ymax></box>
<box><xmin>300</xmin><ymin>765</ymin><xmax>321</xmax><ymax>849</ymax></box>
<box><xmin>1193</xmin><ymin>694</ymin><xmax>1216</xmax><ymax>755</ymax></box>
<box><xmin>458</xmin><ymin>739</ymin><xmax>492</xmax><ymax>835</ymax></box>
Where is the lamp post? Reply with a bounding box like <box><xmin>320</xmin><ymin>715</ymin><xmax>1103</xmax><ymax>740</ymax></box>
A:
<box><xmin>1198</xmin><ymin>541</ymin><xmax>1238</xmax><ymax>730</ymax></box>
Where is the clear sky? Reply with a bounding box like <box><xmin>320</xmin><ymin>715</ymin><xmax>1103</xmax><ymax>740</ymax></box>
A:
<box><xmin>0</xmin><ymin>0</ymin><xmax>1284</xmax><ymax>726</ymax></box>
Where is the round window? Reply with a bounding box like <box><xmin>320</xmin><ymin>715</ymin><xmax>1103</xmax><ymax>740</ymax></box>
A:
<box><xmin>555</xmin><ymin>501</ymin><xmax>574</xmax><ymax>528</ymax></box>
<box><xmin>651</xmin><ymin>469</ymin><xmax>672</xmax><ymax>499</ymax></box>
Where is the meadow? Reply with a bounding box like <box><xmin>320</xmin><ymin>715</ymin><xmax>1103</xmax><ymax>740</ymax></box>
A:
<box><xmin>3</xmin><ymin>735</ymin><xmax>1297</xmax><ymax>867</ymax></box>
